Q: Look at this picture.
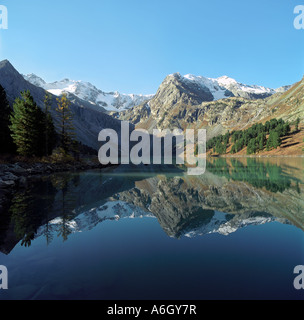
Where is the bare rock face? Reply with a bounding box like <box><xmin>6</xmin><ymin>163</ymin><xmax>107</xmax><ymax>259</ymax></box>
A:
<box><xmin>114</xmin><ymin>163</ymin><xmax>304</xmax><ymax>238</ymax></box>
<box><xmin>150</xmin><ymin>73</ymin><xmax>214</xmax><ymax>113</ymax></box>
<box><xmin>146</xmin><ymin>73</ymin><xmax>215</xmax><ymax>130</ymax></box>
<box><xmin>118</xmin><ymin>74</ymin><xmax>303</xmax><ymax>141</ymax></box>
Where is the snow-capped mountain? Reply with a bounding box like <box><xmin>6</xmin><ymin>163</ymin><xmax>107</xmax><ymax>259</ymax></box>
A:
<box><xmin>24</xmin><ymin>72</ymin><xmax>290</xmax><ymax>115</ymax></box>
<box><xmin>35</xmin><ymin>200</ymin><xmax>155</xmax><ymax>237</ymax></box>
<box><xmin>0</xmin><ymin>60</ymin><xmax>125</xmax><ymax>150</ymax></box>
<box><xmin>116</xmin><ymin>72</ymin><xmax>293</xmax><ymax>131</ymax></box>
<box><xmin>184</xmin><ymin>212</ymin><xmax>279</xmax><ymax>237</ymax></box>
<box><xmin>23</xmin><ymin>73</ymin><xmax>154</xmax><ymax>112</ymax></box>
<box><xmin>35</xmin><ymin>200</ymin><xmax>289</xmax><ymax>241</ymax></box>
<box><xmin>181</xmin><ymin>73</ymin><xmax>290</xmax><ymax>100</ymax></box>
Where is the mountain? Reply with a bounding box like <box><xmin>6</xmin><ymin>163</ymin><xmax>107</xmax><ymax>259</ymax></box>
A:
<box><xmin>35</xmin><ymin>201</ymin><xmax>285</xmax><ymax>240</ymax></box>
<box><xmin>111</xmin><ymin>161</ymin><xmax>303</xmax><ymax>238</ymax></box>
<box><xmin>1</xmin><ymin>158</ymin><xmax>303</xmax><ymax>254</ymax></box>
<box><xmin>23</xmin><ymin>73</ymin><xmax>154</xmax><ymax>112</ymax></box>
<box><xmin>176</xmin><ymin>73</ymin><xmax>289</xmax><ymax>100</ymax></box>
<box><xmin>2</xmin><ymin>59</ymin><xmax>300</xmax><ymax>149</ymax></box>
<box><xmin>24</xmin><ymin>72</ymin><xmax>289</xmax><ymax>114</ymax></box>
<box><xmin>117</xmin><ymin>73</ymin><xmax>302</xmax><ymax>141</ymax></box>
<box><xmin>0</xmin><ymin>60</ymin><xmax>124</xmax><ymax>150</ymax></box>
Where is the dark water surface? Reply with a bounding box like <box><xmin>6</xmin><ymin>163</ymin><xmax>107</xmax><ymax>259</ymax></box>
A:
<box><xmin>0</xmin><ymin>158</ymin><xmax>303</xmax><ymax>300</ymax></box>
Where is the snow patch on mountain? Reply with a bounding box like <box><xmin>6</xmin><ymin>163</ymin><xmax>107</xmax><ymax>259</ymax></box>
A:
<box><xmin>23</xmin><ymin>74</ymin><xmax>154</xmax><ymax>112</ymax></box>
<box><xmin>182</xmin><ymin>74</ymin><xmax>287</xmax><ymax>100</ymax></box>
<box><xmin>35</xmin><ymin>201</ymin><xmax>155</xmax><ymax>237</ymax></box>
<box><xmin>23</xmin><ymin>72</ymin><xmax>291</xmax><ymax>114</ymax></box>
<box><xmin>35</xmin><ymin>201</ymin><xmax>290</xmax><ymax>241</ymax></box>
<box><xmin>184</xmin><ymin>212</ymin><xmax>282</xmax><ymax>238</ymax></box>
<box><xmin>183</xmin><ymin>74</ymin><xmax>232</xmax><ymax>100</ymax></box>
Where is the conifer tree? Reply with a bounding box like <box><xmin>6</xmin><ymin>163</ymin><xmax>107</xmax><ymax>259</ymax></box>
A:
<box><xmin>0</xmin><ymin>85</ymin><xmax>14</xmax><ymax>153</ymax></box>
<box><xmin>10</xmin><ymin>91</ymin><xmax>45</xmax><ymax>157</ymax></box>
<box><xmin>257</xmin><ymin>132</ymin><xmax>266</xmax><ymax>151</ymax></box>
<box><xmin>247</xmin><ymin>138</ymin><xmax>257</xmax><ymax>155</ymax></box>
<box><xmin>295</xmin><ymin>118</ymin><xmax>300</xmax><ymax>132</ymax></box>
<box><xmin>56</xmin><ymin>93</ymin><xmax>75</xmax><ymax>153</ymax></box>
<box><xmin>266</xmin><ymin>130</ymin><xmax>281</xmax><ymax>151</ymax></box>
<box><xmin>43</xmin><ymin>92</ymin><xmax>57</xmax><ymax>155</ymax></box>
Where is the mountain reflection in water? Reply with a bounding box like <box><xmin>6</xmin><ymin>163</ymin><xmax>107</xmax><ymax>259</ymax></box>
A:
<box><xmin>0</xmin><ymin>158</ymin><xmax>303</xmax><ymax>254</ymax></box>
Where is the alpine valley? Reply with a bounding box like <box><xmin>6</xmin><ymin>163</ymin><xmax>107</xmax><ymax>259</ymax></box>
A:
<box><xmin>0</xmin><ymin>59</ymin><xmax>303</xmax><ymax>155</ymax></box>
<box><xmin>1</xmin><ymin>60</ymin><xmax>304</xmax><ymax>301</ymax></box>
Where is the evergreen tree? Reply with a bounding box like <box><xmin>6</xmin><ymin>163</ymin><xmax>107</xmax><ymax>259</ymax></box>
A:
<box><xmin>10</xmin><ymin>91</ymin><xmax>45</xmax><ymax>157</ymax></box>
<box><xmin>270</xmin><ymin>119</ymin><xmax>278</xmax><ymax>130</ymax></box>
<box><xmin>256</xmin><ymin>132</ymin><xmax>266</xmax><ymax>151</ymax></box>
<box><xmin>230</xmin><ymin>144</ymin><xmax>237</xmax><ymax>154</ymax></box>
<box><xmin>235</xmin><ymin>138</ymin><xmax>244</xmax><ymax>153</ymax></box>
<box><xmin>283</xmin><ymin>123</ymin><xmax>291</xmax><ymax>136</ymax></box>
<box><xmin>43</xmin><ymin>93</ymin><xmax>57</xmax><ymax>155</ymax></box>
<box><xmin>275</xmin><ymin>124</ymin><xmax>285</xmax><ymax>137</ymax></box>
<box><xmin>265</xmin><ymin>121</ymin><xmax>270</xmax><ymax>133</ymax></box>
<box><xmin>215</xmin><ymin>140</ymin><xmax>226</xmax><ymax>155</ymax></box>
<box><xmin>56</xmin><ymin>94</ymin><xmax>75</xmax><ymax>153</ymax></box>
<box><xmin>247</xmin><ymin>138</ymin><xmax>257</xmax><ymax>155</ymax></box>
<box><xmin>0</xmin><ymin>85</ymin><xmax>14</xmax><ymax>153</ymax></box>
<box><xmin>295</xmin><ymin>118</ymin><xmax>300</xmax><ymax>132</ymax></box>
<box><xmin>223</xmin><ymin>132</ymin><xmax>230</xmax><ymax>145</ymax></box>
<box><xmin>207</xmin><ymin>117</ymin><xmax>290</xmax><ymax>155</ymax></box>
<box><xmin>266</xmin><ymin>130</ymin><xmax>281</xmax><ymax>151</ymax></box>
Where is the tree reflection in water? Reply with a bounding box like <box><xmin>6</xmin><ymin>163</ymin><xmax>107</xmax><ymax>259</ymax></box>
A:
<box><xmin>1</xmin><ymin>158</ymin><xmax>303</xmax><ymax>250</ymax></box>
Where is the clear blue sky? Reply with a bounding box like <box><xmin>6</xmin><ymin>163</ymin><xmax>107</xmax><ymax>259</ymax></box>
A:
<box><xmin>0</xmin><ymin>0</ymin><xmax>303</xmax><ymax>94</ymax></box>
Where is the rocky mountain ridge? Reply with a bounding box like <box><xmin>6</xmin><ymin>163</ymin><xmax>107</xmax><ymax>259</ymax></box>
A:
<box><xmin>116</xmin><ymin>74</ymin><xmax>303</xmax><ymax>141</ymax></box>
<box><xmin>23</xmin><ymin>73</ymin><xmax>154</xmax><ymax>112</ymax></box>
<box><xmin>24</xmin><ymin>71</ymin><xmax>290</xmax><ymax>116</ymax></box>
<box><xmin>0</xmin><ymin>60</ymin><xmax>124</xmax><ymax>150</ymax></box>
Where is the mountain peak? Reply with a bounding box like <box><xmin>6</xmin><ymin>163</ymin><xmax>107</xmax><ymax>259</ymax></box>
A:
<box><xmin>161</xmin><ymin>72</ymin><xmax>284</xmax><ymax>101</ymax></box>
<box><xmin>166</xmin><ymin>72</ymin><xmax>182</xmax><ymax>81</ymax></box>
<box><xmin>216</xmin><ymin>75</ymin><xmax>238</xmax><ymax>85</ymax></box>
<box><xmin>0</xmin><ymin>60</ymin><xmax>125</xmax><ymax>150</ymax></box>
<box><xmin>24</xmin><ymin>73</ymin><xmax>154</xmax><ymax>112</ymax></box>
<box><xmin>0</xmin><ymin>59</ymin><xmax>19</xmax><ymax>74</ymax></box>
<box><xmin>23</xmin><ymin>73</ymin><xmax>46</xmax><ymax>87</ymax></box>
<box><xmin>0</xmin><ymin>59</ymin><xmax>12</xmax><ymax>67</ymax></box>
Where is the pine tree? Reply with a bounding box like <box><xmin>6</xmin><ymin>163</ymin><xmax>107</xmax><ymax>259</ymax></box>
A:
<box><xmin>0</xmin><ymin>85</ymin><xmax>14</xmax><ymax>153</ymax></box>
<box><xmin>43</xmin><ymin>93</ymin><xmax>57</xmax><ymax>156</ymax></box>
<box><xmin>283</xmin><ymin>123</ymin><xmax>291</xmax><ymax>136</ymax></box>
<box><xmin>10</xmin><ymin>91</ymin><xmax>46</xmax><ymax>157</ymax></box>
<box><xmin>215</xmin><ymin>140</ymin><xmax>226</xmax><ymax>155</ymax></box>
<box><xmin>266</xmin><ymin>130</ymin><xmax>281</xmax><ymax>151</ymax></box>
<box><xmin>257</xmin><ymin>132</ymin><xmax>266</xmax><ymax>151</ymax></box>
<box><xmin>231</xmin><ymin>144</ymin><xmax>237</xmax><ymax>154</ymax></box>
<box><xmin>56</xmin><ymin>94</ymin><xmax>75</xmax><ymax>153</ymax></box>
<box><xmin>295</xmin><ymin>118</ymin><xmax>300</xmax><ymax>132</ymax></box>
<box><xmin>247</xmin><ymin>138</ymin><xmax>257</xmax><ymax>155</ymax></box>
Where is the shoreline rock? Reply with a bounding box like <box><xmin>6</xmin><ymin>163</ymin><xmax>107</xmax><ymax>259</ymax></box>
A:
<box><xmin>0</xmin><ymin>161</ymin><xmax>107</xmax><ymax>213</ymax></box>
<box><xmin>0</xmin><ymin>161</ymin><xmax>102</xmax><ymax>191</ymax></box>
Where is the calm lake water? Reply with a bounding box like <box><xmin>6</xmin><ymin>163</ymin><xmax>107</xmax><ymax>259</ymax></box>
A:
<box><xmin>0</xmin><ymin>158</ymin><xmax>303</xmax><ymax>300</ymax></box>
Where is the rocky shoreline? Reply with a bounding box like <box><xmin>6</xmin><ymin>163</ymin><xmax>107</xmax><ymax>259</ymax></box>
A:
<box><xmin>0</xmin><ymin>161</ymin><xmax>105</xmax><ymax>213</ymax></box>
<box><xmin>0</xmin><ymin>161</ymin><xmax>102</xmax><ymax>190</ymax></box>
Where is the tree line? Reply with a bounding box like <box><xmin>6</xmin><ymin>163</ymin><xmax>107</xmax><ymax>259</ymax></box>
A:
<box><xmin>207</xmin><ymin>117</ymin><xmax>301</xmax><ymax>155</ymax></box>
<box><xmin>0</xmin><ymin>84</ymin><xmax>77</xmax><ymax>159</ymax></box>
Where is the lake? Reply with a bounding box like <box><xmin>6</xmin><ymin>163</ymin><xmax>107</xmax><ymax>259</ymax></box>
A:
<box><xmin>0</xmin><ymin>158</ymin><xmax>303</xmax><ymax>300</ymax></box>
